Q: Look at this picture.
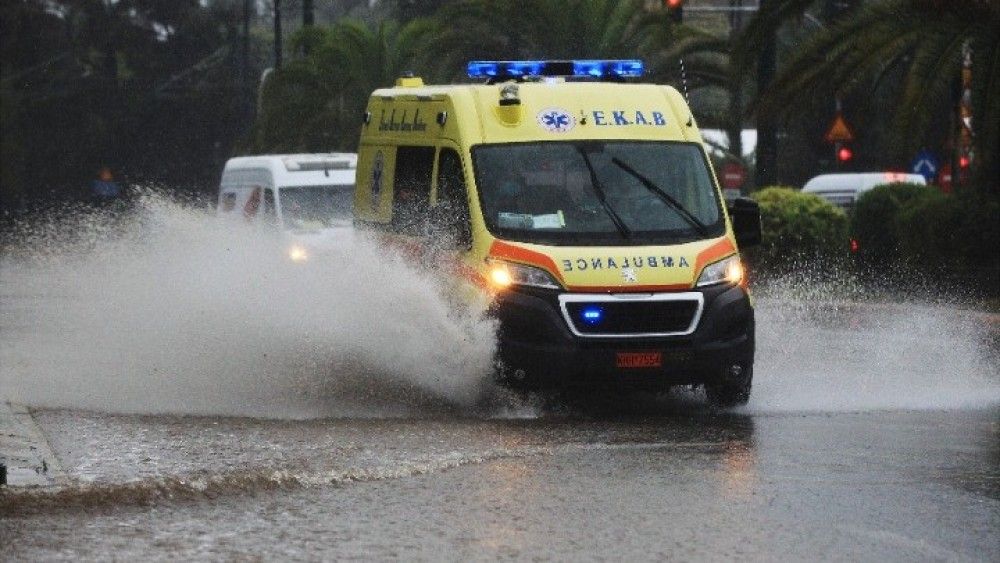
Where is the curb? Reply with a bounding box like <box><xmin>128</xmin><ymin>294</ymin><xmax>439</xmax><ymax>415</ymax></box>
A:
<box><xmin>0</xmin><ymin>401</ymin><xmax>68</xmax><ymax>489</ymax></box>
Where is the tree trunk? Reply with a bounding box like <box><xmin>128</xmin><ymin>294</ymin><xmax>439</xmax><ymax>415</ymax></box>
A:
<box><xmin>273</xmin><ymin>0</ymin><xmax>282</xmax><ymax>69</ymax></box>
<box><xmin>755</xmin><ymin>0</ymin><xmax>777</xmax><ymax>187</ymax></box>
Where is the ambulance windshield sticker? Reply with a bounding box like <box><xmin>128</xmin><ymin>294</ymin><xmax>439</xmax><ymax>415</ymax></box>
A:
<box><xmin>537</xmin><ymin>108</ymin><xmax>575</xmax><ymax>133</ymax></box>
<box><xmin>370</xmin><ymin>150</ymin><xmax>384</xmax><ymax>213</ymax></box>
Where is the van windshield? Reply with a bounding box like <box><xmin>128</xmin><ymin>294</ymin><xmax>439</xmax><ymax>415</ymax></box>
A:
<box><xmin>472</xmin><ymin>141</ymin><xmax>724</xmax><ymax>245</ymax></box>
<box><xmin>279</xmin><ymin>185</ymin><xmax>354</xmax><ymax>230</ymax></box>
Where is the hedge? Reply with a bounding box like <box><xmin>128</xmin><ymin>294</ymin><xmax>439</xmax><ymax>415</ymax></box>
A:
<box><xmin>852</xmin><ymin>184</ymin><xmax>1000</xmax><ymax>293</ymax></box>
<box><xmin>749</xmin><ymin>186</ymin><xmax>849</xmax><ymax>270</ymax></box>
<box><xmin>850</xmin><ymin>183</ymin><xmax>935</xmax><ymax>270</ymax></box>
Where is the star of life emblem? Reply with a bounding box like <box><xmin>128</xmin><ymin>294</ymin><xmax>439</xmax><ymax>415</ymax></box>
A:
<box><xmin>622</xmin><ymin>268</ymin><xmax>638</xmax><ymax>283</ymax></box>
<box><xmin>537</xmin><ymin>108</ymin><xmax>575</xmax><ymax>133</ymax></box>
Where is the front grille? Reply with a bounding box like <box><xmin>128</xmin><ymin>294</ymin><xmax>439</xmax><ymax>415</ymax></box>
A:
<box><xmin>560</xmin><ymin>293</ymin><xmax>702</xmax><ymax>337</ymax></box>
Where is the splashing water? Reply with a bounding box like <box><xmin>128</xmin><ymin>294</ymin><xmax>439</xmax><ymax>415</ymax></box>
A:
<box><xmin>1</xmin><ymin>193</ymin><xmax>997</xmax><ymax>418</ymax></box>
<box><xmin>750</xmin><ymin>282</ymin><xmax>1000</xmax><ymax>413</ymax></box>
<box><xmin>0</xmin><ymin>194</ymin><xmax>498</xmax><ymax>418</ymax></box>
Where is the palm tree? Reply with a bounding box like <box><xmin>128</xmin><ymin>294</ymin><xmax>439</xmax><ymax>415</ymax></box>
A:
<box><xmin>421</xmin><ymin>0</ymin><xmax>737</xmax><ymax>151</ymax></box>
<box><xmin>740</xmin><ymin>0</ymin><xmax>999</xmax><ymax>189</ymax></box>
<box><xmin>423</xmin><ymin>0</ymin><xmax>730</xmax><ymax>90</ymax></box>
<box><xmin>248</xmin><ymin>17</ymin><xmax>437</xmax><ymax>152</ymax></box>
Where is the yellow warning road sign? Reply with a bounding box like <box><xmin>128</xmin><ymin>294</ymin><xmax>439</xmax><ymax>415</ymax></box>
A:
<box><xmin>825</xmin><ymin>113</ymin><xmax>854</xmax><ymax>143</ymax></box>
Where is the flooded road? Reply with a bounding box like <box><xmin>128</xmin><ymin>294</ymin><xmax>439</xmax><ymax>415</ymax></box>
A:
<box><xmin>2</xmin><ymin>408</ymin><xmax>998</xmax><ymax>560</ymax></box>
<box><xmin>2</xmin><ymin>199</ymin><xmax>999</xmax><ymax>560</ymax></box>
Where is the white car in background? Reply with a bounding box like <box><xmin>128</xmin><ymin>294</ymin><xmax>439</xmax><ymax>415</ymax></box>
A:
<box><xmin>217</xmin><ymin>153</ymin><xmax>357</xmax><ymax>260</ymax></box>
<box><xmin>802</xmin><ymin>172</ymin><xmax>926</xmax><ymax>211</ymax></box>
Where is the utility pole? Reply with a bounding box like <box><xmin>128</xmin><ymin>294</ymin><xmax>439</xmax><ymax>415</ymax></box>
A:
<box><xmin>303</xmin><ymin>0</ymin><xmax>314</xmax><ymax>26</ymax></box>
<box><xmin>302</xmin><ymin>0</ymin><xmax>315</xmax><ymax>55</ymax></box>
<box><xmin>273</xmin><ymin>0</ymin><xmax>283</xmax><ymax>69</ymax></box>
<box><xmin>726</xmin><ymin>0</ymin><xmax>745</xmax><ymax>169</ymax></box>
<box><xmin>755</xmin><ymin>0</ymin><xmax>777</xmax><ymax>187</ymax></box>
<box><xmin>242</xmin><ymin>0</ymin><xmax>252</xmax><ymax>121</ymax></box>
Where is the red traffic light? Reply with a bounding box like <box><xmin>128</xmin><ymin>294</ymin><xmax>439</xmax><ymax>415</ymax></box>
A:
<box><xmin>665</xmin><ymin>0</ymin><xmax>684</xmax><ymax>7</ymax></box>
<box><xmin>837</xmin><ymin>146</ymin><xmax>853</xmax><ymax>162</ymax></box>
<box><xmin>959</xmin><ymin>155</ymin><xmax>970</xmax><ymax>169</ymax></box>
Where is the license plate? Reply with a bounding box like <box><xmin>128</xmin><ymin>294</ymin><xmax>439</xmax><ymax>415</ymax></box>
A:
<box><xmin>616</xmin><ymin>351</ymin><xmax>662</xmax><ymax>369</ymax></box>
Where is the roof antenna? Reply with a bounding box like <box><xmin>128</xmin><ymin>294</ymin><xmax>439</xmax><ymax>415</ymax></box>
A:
<box><xmin>679</xmin><ymin>58</ymin><xmax>693</xmax><ymax>127</ymax></box>
<box><xmin>679</xmin><ymin>58</ymin><xmax>690</xmax><ymax>103</ymax></box>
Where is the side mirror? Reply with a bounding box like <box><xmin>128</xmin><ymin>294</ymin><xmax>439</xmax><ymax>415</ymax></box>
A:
<box><xmin>728</xmin><ymin>197</ymin><xmax>761</xmax><ymax>248</ymax></box>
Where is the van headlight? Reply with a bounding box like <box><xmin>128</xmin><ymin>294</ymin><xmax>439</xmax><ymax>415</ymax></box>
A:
<box><xmin>487</xmin><ymin>259</ymin><xmax>561</xmax><ymax>290</ymax></box>
<box><xmin>696</xmin><ymin>255</ymin><xmax>743</xmax><ymax>287</ymax></box>
<box><xmin>288</xmin><ymin>244</ymin><xmax>309</xmax><ymax>262</ymax></box>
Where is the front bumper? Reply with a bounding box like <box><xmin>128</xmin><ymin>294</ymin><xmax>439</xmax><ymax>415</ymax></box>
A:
<box><xmin>491</xmin><ymin>283</ymin><xmax>754</xmax><ymax>390</ymax></box>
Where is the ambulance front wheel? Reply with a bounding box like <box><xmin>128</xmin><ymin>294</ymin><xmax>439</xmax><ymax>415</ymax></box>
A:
<box><xmin>705</xmin><ymin>363</ymin><xmax>753</xmax><ymax>408</ymax></box>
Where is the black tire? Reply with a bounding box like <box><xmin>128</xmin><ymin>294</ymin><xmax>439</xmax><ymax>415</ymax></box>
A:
<box><xmin>705</xmin><ymin>364</ymin><xmax>753</xmax><ymax>408</ymax></box>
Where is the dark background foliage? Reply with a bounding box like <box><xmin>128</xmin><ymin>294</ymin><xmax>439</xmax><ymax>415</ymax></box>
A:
<box><xmin>3</xmin><ymin>0</ymin><xmax>997</xmax><ymax>260</ymax></box>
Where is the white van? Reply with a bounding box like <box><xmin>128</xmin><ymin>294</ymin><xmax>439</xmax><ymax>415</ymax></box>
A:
<box><xmin>802</xmin><ymin>172</ymin><xmax>926</xmax><ymax>210</ymax></box>
<box><xmin>217</xmin><ymin>154</ymin><xmax>357</xmax><ymax>257</ymax></box>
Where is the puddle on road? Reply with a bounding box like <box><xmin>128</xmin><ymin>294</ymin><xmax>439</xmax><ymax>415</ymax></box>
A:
<box><xmin>1</xmin><ymin>193</ymin><xmax>998</xmax><ymax>418</ymax></box>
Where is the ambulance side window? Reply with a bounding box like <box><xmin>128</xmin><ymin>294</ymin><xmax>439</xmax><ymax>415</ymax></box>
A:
<box><xmin>392</xmin><ymin>146</ymin><xmax>434</xmax><ymax>235</ymax></box>
<box><xmin>434</xmin><ymin>148</ymin><xmax>472</xmax><ymax>249</ymax></box>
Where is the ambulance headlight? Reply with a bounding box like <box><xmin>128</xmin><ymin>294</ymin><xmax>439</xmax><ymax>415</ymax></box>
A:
<box><xmin>288</xmin><ymin>244</ymin><xmax>309</xmax><ymax>263</ymax></box>
<box><xmin>487</xmin><ymin>259</ymin><xmax>561</xmax><ymax>290</ymax></box>
<box><xmin>696</xmin><ymin>255</ymin><xmax>743</xmax><ymax>287</ymax></box>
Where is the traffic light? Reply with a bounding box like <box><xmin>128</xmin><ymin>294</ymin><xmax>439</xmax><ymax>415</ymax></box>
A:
<box><xmin>666</xmin><ymin>0</ymin><xmax>684</xmax><ymax>23</ymax></box>
<box><xmin>837</xmin><ymin>145</ymin><xmax>853</xmax><ymax>163</ymax></box>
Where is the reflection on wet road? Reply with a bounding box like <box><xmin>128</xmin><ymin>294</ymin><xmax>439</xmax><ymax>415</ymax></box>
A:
<box><xmin>3</xmin><ymin>407</ymin><xmax>998</xmax><ymax>560</ymax></box>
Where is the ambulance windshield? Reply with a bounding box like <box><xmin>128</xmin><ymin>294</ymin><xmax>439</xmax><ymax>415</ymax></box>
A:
<box><xmin>279</xmin><ymin>185</ymin><xmax>354</xmax><ymax>230</ymax></box>
<box><xmin>473</xmin><ymin>141</ymin><xmax>724</xmax><ymax>245</ymax></box>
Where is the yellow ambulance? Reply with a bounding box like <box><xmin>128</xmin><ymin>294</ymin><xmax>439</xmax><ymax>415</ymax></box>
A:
<box><xmin>354</xmin><ymin>60</ymin><xmax>761</xmax><ymax>406</ymax></box>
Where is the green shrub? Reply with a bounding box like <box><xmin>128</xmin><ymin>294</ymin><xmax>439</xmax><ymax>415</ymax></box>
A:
<box><xmin>896</xmin><ymin>191</ymin><xmax>1000</xmax><ymax>290</ymax></box>
<box><xmin>851</xmin><ymin>182</ymin><xmax>935</xmax><ymax>269</ymax></box>
<box><xmin>749</xmin><ymin>186</ymin><xmax>849</xmax><ymax>270</ymax></box>
<box><xmin>850</xmin><ymin>183</ymin><xmax>999</xmax><ymax>294</ymax></box>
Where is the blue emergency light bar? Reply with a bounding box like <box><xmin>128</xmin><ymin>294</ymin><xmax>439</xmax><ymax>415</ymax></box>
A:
<box><xmin>467</xmin><ymin>59</ymin><xmax>644</xmax><ymax>80</ymax></box>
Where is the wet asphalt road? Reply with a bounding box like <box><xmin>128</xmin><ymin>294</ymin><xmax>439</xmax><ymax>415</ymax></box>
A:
<box><xmin>2</xmin><ymin>405</ymin><xmax>998</xmax><ymax>561</ymax></box>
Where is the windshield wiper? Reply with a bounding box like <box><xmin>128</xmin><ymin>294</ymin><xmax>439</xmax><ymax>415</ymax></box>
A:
<box><xmin>610</xmin><ymin>157</ymin><xmax>710</xmax><ymax>237</ymax></box>
<box><xmin>575</xmin><ymin>147</ymin><xmax>631</xmax><ymax>240</ymax></box>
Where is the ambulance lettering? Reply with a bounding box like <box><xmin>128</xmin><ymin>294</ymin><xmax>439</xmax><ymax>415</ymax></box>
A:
<box><xmin>561</xmin><ymin>255</ymin><xmax>690</xmax><ymax>272</ymax></box>
<box><xmin>591</xmin><ymin>110</ymin><xmax>668</xmax><ymax>127</ymax></box>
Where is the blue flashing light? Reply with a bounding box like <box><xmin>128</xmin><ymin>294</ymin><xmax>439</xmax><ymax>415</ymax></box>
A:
<box><xmin>467</xmin><ymin>60</ymin><xmax>644</xmax><ymax>80</ymax></box>
<box><xmin>610</xmin><ymin>59</ymin><xmax>644</xmax><ymax>77</ymax></box>
<box><xmin>467</xmin><ymin>61</ymin><xmax>500</xmax><ymax>78</ymax></box>
<box><xmin>581</xmin><ymin>306</ymin><xmax>604</xmax><ymax>325</ymax></box>
<box><xmin>573</xmin><ymin>60</ymin><xmax>605</xmax><ymax>78</ymax></box>
<box><xmin>506</xmin><ymin>61</ymin><xmax>545</xmax><ymax>77</ymax></box>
